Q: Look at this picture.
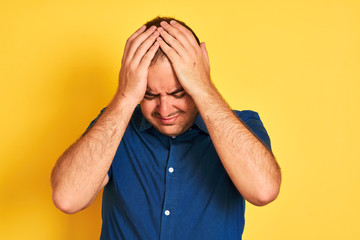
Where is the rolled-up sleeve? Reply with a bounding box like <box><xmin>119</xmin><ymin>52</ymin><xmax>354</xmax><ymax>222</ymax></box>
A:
<box><xmin>235</xmin><ymin>110</ymin><xmax>272</xmax><ymax>152</ymax></box>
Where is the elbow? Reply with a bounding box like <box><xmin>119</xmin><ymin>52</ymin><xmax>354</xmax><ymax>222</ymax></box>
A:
<box><xmin>249</xmin><ymin>181</ymin><xmax>281</xmax><ymax>207</ymax></box>
<box><xmin>52</xmin><ymin>191</ymin><xmax>83</xmax><ymax>214</ymax></box>
<box><xmin>51</xmin><ymin>175</ymin><xmax>88</xmax><ymax>214</ymax></box>
<box><xmin>253</xmin><ymin>168</ymin><xmax>282</xmax><ymax>206</ymax></box>
<box><xmin>251</xmin><ymin>188</ymin><xmax>280</xmax><ymax>206</ymax></box>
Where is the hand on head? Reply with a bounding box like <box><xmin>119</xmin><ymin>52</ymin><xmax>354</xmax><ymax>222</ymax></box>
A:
<box><xmin>156</xmin><ymin>20</ymin><xmax>211</xmax><ymax>96</ymax></box>
<box><xmin>117</xmin><ymin>19</ymin><xmax>212</xmax><ymax>105</ymax></box>
<box><xmin>117</xmin><ymin>25</ymin><xmax>160</xmax><ymax>104</ymax></box>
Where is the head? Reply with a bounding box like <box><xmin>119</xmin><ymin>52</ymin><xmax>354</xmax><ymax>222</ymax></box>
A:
<box><xmin>144</xmin><ymin>16</ymin><xmax>201</xmax><ymax>66</ymax></box>
<box><xmin>140</xmin><ymin>16</ymin><xmax>200</xmax><ymax>136</ymax></box>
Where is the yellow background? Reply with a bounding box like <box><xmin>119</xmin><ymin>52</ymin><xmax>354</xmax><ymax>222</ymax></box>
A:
<box><xmin>1</xmin><ymin>0</ymin><xmax>359</xmax><ymax>239</ymax></box>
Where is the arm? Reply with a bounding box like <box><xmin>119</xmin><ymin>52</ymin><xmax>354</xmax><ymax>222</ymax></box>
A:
<box><xmin>156</xmin><ymin>20</ymin><xmax>281</xmax><ymax>206</ymax></box>
<box><xmin>191</xmin><ymin>86</ymin><xmax>281</xmax><ymax>206</ymax></box>
<box><xmin>51</xmin><ymin>25</ymin><xmax>160</xmax><ymax>214</ymax></box>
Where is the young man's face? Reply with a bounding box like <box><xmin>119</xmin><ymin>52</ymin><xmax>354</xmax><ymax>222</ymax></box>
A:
<box><xmin>140</xmin><ymin>59</ymin><xmax>198</xmax><ymax>136</ymax></box>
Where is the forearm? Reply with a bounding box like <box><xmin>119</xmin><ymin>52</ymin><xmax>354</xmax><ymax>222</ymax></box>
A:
<box><xmin>51</xmin><ymin>93</ymin><xmax>137</xmax><ymax>213</ymax></box>
<box><xmin>192</xmin><ymin>85</ymin><xmax>281</xmax><ymax>206</ymax></box>
<box><xmin>51</xmin><ymin>24</ymin><xmax>160</xmax><ymax>214</ymax></box>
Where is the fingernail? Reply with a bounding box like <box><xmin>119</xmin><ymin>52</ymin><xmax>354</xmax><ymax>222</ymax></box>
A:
<box><xmin>160</xmin><ymin>21</ymin><xmax>168</xmax><ymax>26</ymax></box>
<box><xmin>157</xmin><ymin>27</ymin><xmax>164</xmax><ymax>32</ymax></box>
<box><xmin>153</xmin><ymin>31</ymin><xmax>159</xmax><ymax>36</ymax></box>
<box><xmin>170</xmin><ymin>20</ymin><xmax>177</xmax><ymax>25</ymax></box>
<box><xmin>151</xmin><ymin>25</ymin><xmax>157</xmax><ymax>30</ymax></box>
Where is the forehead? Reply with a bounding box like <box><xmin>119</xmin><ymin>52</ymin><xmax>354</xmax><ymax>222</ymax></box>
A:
<box><xmin>147</xmin><ymin>59</ymin><xmax>181</xmax><ymax>93</ymax></box>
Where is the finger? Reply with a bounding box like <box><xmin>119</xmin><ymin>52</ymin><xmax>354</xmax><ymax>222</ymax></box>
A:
<box><xmin>169</xmin><ymin>20</ymin><xmax>199</xmax><ymax>49</ymax></box>
<box><xmin>200</xmin><ymin>42</ymin><xmax>210</xmax><ymax>65</ymax></box>
<box><xmin>132</xmin><ymin>30</ymin><xmax>159</xmax><ymax>66</ymax></box>
<box><xmin>122</xmin><ymin>25</ymin><xmax>146</xmax><ymax>64</ymax></box>
<box><xmin>124</xmin><ymin>25</ymin><xmax>157</xmax><ymax>64</ymax></box>
<box><xmin>138</xmin><ymin>41</ymin><xmax>160</xmax><ymax>69</ymax></box>
<box><xmin>156</xmin><ymin>37</ymin><xmax>181</xmax><ymax>63</ymax></box>
<box><xmin>159</xmin><ymin>21</ymin><xmax>195</xmax><ymax>52</ymax></box>
<box><xmin>157</xmin><ymin>27</ymin><xmax>188</xmax><ymax>57</ymax></box>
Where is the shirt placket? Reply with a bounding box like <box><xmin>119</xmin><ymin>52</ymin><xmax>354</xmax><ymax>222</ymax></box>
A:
<box><xmin>159</xmin><ymin>136</ymin><xmax>180</xmax><ymax>240</ymax></box>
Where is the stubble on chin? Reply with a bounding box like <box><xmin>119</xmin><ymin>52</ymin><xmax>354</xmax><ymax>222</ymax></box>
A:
<box><xmin>159</xmin><ymin>112</ymin><xmax>198</xmax><ymax>136</ymax></box>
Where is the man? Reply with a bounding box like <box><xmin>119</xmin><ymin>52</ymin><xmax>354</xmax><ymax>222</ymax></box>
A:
<box><xmin>51</xmin><ymin>16</ymin><xmax>281</xmax><ymax>239</ymax></box>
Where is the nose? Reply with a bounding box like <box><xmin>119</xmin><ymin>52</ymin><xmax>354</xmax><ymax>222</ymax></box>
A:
<box><xmin>157</xmin><ymin>96</ymin><xmax>173</xmax><ymax>117</ymax></box>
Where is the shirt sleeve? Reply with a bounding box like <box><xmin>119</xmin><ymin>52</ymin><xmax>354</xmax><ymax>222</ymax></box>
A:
<box><xmin>83</xmin><ymin>107</ymin><xmax>107</xmax><ymax>136</ymax></box>
<box><xmin>235</xmin><ymin>110</ymin><xmax>272</xmax><ymax>152</ymax></box>
<box><xmin>83</xmin><ymin>107</ymin><xmax>112</xmax><ymax>179</ymax></box>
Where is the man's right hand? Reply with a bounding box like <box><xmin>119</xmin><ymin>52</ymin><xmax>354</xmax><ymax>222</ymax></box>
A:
<box><xmin>117</xmin><ymin>25</ymin><xmax>159</xmax><ymax>104</ymax></box>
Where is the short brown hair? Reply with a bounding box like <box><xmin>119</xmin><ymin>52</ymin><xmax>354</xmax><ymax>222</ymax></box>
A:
<box><xmin>144</xmin><ymin>16</ymin><xmax>200</xmax><ymax>65</ymax></box>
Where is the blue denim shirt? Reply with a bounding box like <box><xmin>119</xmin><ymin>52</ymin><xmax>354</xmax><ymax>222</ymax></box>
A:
<box><xmin>93</xmin><ymin>106</ymin><xmax>272</xmax><ymax>240</ymax></box>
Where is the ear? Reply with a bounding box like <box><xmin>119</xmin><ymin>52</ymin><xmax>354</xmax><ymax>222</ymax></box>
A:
<box><xmin>200</xmin><ymin>42</ymin><xmax>210</xmax><ymax>65</ymax></box>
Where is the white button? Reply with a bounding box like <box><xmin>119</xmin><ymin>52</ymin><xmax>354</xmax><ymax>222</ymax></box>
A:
<box><xmin>171</xmin><ymin>136</ymin><xmax>176</xmax><ymax>139</ymax></box>
<box><xmin>168</xmin><ymin>167</ymin><xmax>174</xmax><ymax>173</ymax></box>
<box><xmin>165</xmin><ymin>210</ymin><xmax>170</xmax><ymax>216</ymax></box>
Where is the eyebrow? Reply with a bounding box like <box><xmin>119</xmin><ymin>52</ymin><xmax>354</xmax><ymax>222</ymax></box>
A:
<box><xmin>145</xmin><ymin>88</ymin><xmax>185</xmax><ymax>96</ymax></box>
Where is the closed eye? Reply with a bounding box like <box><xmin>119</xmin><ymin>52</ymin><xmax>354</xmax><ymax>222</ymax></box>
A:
<box><xmin>144</xmin><ymin>89</ymin><xmax>186</xmax><ymax>100</ymax></box>
<box><xmin>144</xmin><ymin>91</ymin><xmax>159</xmax><ymax>100</ymax></box>
<box><xmin>144</xmin><ymin>95</ymin><xmax>158</xmax><ymax>100</ymax></box>
<box><xmin>172</xmin><ymin>92</ymin><xmax>186</xmax><ymax>99</ymax></box>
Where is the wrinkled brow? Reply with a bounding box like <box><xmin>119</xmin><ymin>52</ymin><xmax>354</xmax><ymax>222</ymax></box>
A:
<box><xmin>145</xmin><ymin>88</ymin><xmax>184</xmax><ymax>96</ymax></box>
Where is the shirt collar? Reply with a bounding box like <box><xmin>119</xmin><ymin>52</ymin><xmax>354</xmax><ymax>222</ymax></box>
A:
<box><xmin>134</xmin><ymin>106</ymin><xmax>209</xmax><ymax>135</ymax></box>
<box><xmin>193</xmin><ymin>112</ymin><xmax>209</xmax><ymax>134</ymax></box>
<box><xmin>134</xmin><ymin>106</ymin><xmax>153</xmax><ymax>132</ymax></box>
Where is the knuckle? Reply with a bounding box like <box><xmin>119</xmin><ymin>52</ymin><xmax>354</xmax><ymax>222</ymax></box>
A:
<box><xmin>181</xmin><ymin>30</ymin><xmax>190</xmax><ymax>39</ymax></box>
<box><xmin>131</xmin><ymin>38</ymin><xmax>140</xmax><ymax>48</ymax></box>
<box><xmin>169</xmin><ymin>48</ymin><xmax>177</xmax><ymax>55</ymax></box>
<box><xmin>176</xmin><ymin>31</ymin><xmax>186</xmax><ymax>40</ymax></box>
<box><xmin>137</xmin><ymin>44</ymin><xmax>145</xmax><ymax>53</ymax></box>
<box><xmin>146</xmin><ymin>36</ymin><xmax>157</xmax><ymax>45</ymax></box>
<box><xmin>126</xmin><ymin>43</ymin><xmax>135</xmax><ymax>54</ymax></box>
<box><xmin>142</xmin><ymin>54</ymin><xmax>151</xmax><ymax>62</ymax></box>
<box><xmin>163</xmin><ymin>36</ymin><xmax>173</xmax><ymax>44</ymax></box>
<box><xmin>124</xmin><ymin>40</ymin><xmax>131</xmax><ymax>49</ymax></box>
<box><xmin>128</xmin><ymin>63</ymin><xmax>137</xmax><ymax>72</ymax></box>
<box><xmin>126</xmin><ymin>36</ymin><xmax>134</xmax><ymax>45</ymax></box>
<box><xmin>151</xmin><ymin>33</ymin><xmax>159</xmax><ymax>39</ymax></box>
<box><xmin>132</xmin><ymin>34</ymin><xmax>146</xmax><ymax>46</ymax></box>
<box><xmin>171</xmin><ymin>29</ymin><xmax>181</xmax><ymax>38</ymax></box>
<box><xmin>124</xmin><ymin>53</ymin><xmax>133</xmax><ymax>63</ymax></box>
<box><xmin>184</xmin><ymin>28</ymin><xmax>192</xmax><ymax>35</ymax></box>
<box><xmin>140</xmin><ymin>41</ymin><xmax>153</xmax><ymax>52</ymax></box>
<box><xmin>179</xmin><ymin>25</ymin><xmax>191</xmax><ymax>35</ymax></box>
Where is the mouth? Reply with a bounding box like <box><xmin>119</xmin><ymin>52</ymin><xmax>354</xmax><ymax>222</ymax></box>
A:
<box><xmin>157</xmin><ymin>115</ymin><xmax>179</xmax><ymax>125</ymax></box>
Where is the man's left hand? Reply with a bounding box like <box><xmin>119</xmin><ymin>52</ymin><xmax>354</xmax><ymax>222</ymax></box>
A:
<box><xmin>156</xmin><ymin>20</ymin><xmax>212</xmax><ymax>96</ymax></box>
